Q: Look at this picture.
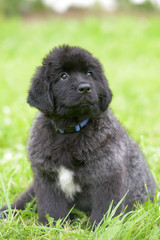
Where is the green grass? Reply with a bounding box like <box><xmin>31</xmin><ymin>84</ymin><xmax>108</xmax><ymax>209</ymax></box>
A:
<box><xmin>0</xmin><ymin>13</ymin><xmax>160</xmax><ymax>239</ymax></box>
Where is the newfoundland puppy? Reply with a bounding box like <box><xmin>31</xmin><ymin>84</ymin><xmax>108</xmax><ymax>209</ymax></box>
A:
<box><xmin>0</xmin><ymin>45</ymin><xmax>155</xmax><ymax>225</ymax></box>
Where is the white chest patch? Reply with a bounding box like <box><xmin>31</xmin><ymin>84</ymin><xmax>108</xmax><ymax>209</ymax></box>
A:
<box><xmin>57</xmin><ymin>166</ymin><xmax>81</xmax><ymax>200</ymax></box>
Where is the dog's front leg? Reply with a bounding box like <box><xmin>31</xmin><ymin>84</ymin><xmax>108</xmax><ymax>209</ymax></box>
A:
<box><xmin>90</xmin><ymin>177</ymin><xmax>125</xmax><ymax>225</ymax></box>
<box><xmin>34</xmin><ymin>175</ymin><xmax>70</xmax><ymax>225</ymax></box>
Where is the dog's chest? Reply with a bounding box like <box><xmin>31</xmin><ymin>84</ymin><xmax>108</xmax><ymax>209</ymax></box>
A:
<box><xmin>57</xmin><ymin>166</ymin><xmax>81</xmax><ymax>200</ymax></box>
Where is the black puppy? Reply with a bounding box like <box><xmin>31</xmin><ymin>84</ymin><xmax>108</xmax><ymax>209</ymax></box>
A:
<box><xmin>0</xmin><ymin>45</ymin><xmax>155</xmax><ymax>225</ymax></box>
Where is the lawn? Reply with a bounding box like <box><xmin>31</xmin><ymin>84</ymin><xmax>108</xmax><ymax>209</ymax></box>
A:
<box><xmin>0</xmin><ymin>12</ymin><xmax>160</xmax><ymax>239</ymax></box>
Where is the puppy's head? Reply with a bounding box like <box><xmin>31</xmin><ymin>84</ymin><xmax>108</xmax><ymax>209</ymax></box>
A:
<box><xmin>27</xmin><ymin>45</ymin><xmax>112</xmax><ymax>119</ymax></box>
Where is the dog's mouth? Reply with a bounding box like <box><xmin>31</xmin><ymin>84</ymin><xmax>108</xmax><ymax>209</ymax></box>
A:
<box><xmin>54</xmin><ymin>101</ymin><xmax>97</xmax><ymax>118</ymax></box>
<box><xmin>67</xmin><ymin>101</ymin><xmax>97</xmax><ymax>112</ymax></box>
<box><xmin>69</xmin><ymin>102</ymin><xmax>95</xmax><ymax>108</ymax></box>
<box><xmin>64</xmin><ymin>101</ymin><xmax>98</xmax><ymax>117</ymax></box>
<box><xmin>54</xmin><ymin>92</ymin><xmax>100</xmax><ymax>119</ymax></box>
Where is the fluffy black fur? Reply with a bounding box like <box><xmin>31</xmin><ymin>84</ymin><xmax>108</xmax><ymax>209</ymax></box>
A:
<box><xmin>0</xmin><ymin>45</ymin><xmax>155</xmax><ymax>225</ymax></box>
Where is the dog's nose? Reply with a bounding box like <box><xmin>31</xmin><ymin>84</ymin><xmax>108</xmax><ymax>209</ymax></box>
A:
<box><xmin>78</xmin><ymin>83</ymin><xmax>91</xmax><ymax>94</ymax></box>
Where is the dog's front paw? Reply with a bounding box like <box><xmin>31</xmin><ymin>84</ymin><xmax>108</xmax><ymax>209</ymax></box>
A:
<box><xmin>0</xmin><ymin>210</ymin><xmax>4</xmax><ymax>219</ymax></box>
<box><xmin>0</xmin><ymin>208</ymin><xmax>9</xmax><ymax>219</ymax></box>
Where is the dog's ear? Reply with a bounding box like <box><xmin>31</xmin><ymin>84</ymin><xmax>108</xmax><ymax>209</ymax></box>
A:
<box><xmin>27</xmin><ymin>66</ymin><xmax>53</xmax><ymax>114</ymax></box>
<box><xmin>99</xmin><ymin>79</ymin><xmax>113</xmax><ymax>111</ymax></box>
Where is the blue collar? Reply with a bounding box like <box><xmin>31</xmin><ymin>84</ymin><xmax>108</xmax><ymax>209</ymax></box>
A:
<box><xmin>55</xmin><ymin>118</ymin><xmax>90</xmax><ymax>134</ymax></box>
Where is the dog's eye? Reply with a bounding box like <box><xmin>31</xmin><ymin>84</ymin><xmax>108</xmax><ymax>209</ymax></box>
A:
<box><xmin>61</xmin><ymin>73</ymin><xmax>69</xmax><ymax>80</ymax></box>
<box><xmin>87</xmin><ymin>71</ymin><xmax>93</xmax><ymax>77</ymax></box>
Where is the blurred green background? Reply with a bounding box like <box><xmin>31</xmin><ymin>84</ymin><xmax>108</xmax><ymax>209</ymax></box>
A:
<box><xmin>0</xmin><ymin>0</ymin><xmax>160</xmax><ymax>202</ymax></box>
<box><xmin>0</xmin><ymin>1</ymin><xmax>160</xmax><ymax>239</ymax></box>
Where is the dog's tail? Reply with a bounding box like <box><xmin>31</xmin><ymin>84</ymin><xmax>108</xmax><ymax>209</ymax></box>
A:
<box><xmin>0</xmin><ymin>183</ymin><xmax>35</xmax><ymax>218</ymax></box>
